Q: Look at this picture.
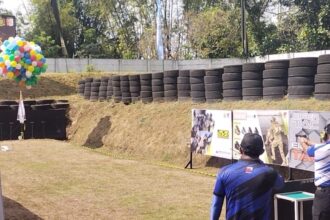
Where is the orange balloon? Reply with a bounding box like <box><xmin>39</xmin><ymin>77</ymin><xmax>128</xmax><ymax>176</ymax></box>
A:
<box><xmin>18</xmin><ymin>81</ymin><xmax>25</xmax><ymax>88</ymax></box>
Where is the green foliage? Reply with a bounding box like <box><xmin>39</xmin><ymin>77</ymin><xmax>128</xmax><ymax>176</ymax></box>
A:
<box><xmin>27</xmin><ymin>31</ymin><xmax>61</xmax><ymax>57</ymax></box>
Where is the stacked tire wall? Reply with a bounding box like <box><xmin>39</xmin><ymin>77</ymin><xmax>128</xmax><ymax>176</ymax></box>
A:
<box><xmin>263</xmin><ymin>60</ymin><xmax>289</xmax><ymax>100</ymax></box>
<box><xmin>112</xmin><ymin>75</ymin><xmax>121</xmax><ymax>103</ymax></box>
<box><xmin>140</xmin><ymin>74</ymin><xmax>153</xmax><ymax>103</ymax></box>
<box><xmin>98</xmin><ymin>77</ymin><xmax>108</xmax><ymax>102</ymax></box>
<box><xmin>120</xmin><ymin>75</ymin><xmax>131</xmax><ymax>104</ymax></box>
<box><xmin>288</xmin><ymin>58</ymin><xmax>317</xmax><ymax>99</ymax></box>
<box><xmin>204</xmin><ymin>68</ymin><xmax>223</xmax><ymax>103</ymax></box>
<box><xmin>106</xmin><ymin>77</ymin><xmax>113</xmax><ymax>101</ymax></box>
<box><xmin>83</xmin><ymin>77</ymin><xmax>92</xmax><ymax>100</ymax></box>
<box><xmin>177</xmin><ymin>70</ymin><xmax>190</xmax><ymax>101</ymax></box>
<box><xmin>78</xmin><ymin>79</ymin><xmax>85</xmax><ymax>96</ymax></box>
<box><xmin>129</xmin><ymin>75</ymin><xmax>141</xmax><ymax>103</ymax></box>
<box><xmin>222</xmin><ymin>65</ymin><xmax>242</xmax><ymax>101</ymax></box>
<box><xmin>152</xmin><ymin>72</ymin><xmax>164</xmax><ymax>102</ymax></box>
<box><xmin>190</xmin><ymin>70</ymin><xmax>205</xmax><ymax>103</ymax></box>
<box><xmin>242</xmin><ymin>63</ymin><xmax>264</xmax><ymax>100</ymax></box>
<box><xmin>164</xmin><ymin>70</ymin><xmax>179</xmax><ymax>102</ymax></box>
<box><xmin>90</xmin><ymin>78</ymin><xmax>100</xmax><ymax>102</ymax></box>
<box><xmin>315</xmin><ymin>55</ymin><xmax>330</xmax><ymax>100</ymax></box>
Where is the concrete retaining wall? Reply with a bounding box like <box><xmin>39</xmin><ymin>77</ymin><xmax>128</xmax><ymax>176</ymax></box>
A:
<box><xmin>46</xmin><ymin>50</ymin><xmax>330</xmax><ymax>73</ymax></box>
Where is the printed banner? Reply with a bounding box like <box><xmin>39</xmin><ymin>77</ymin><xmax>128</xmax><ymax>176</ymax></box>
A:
<box><xmin>233</xmin><ymin>110</ymin><xmax>289</xmax><ymax>166</ymax></box>
<box><xmin>288</xmin><ymin>111</ymin><xmax>330</xmax><ymax>171</ymax></box>
<box><xmin>191</xmin><ymin>109</ymin><xmax>232</xmax><ymax>159</ymax></box>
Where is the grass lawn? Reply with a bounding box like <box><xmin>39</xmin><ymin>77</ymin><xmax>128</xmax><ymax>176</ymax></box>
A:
<box><xmin>0</xmin><ymin>139</ymin><xmax>225</xmax><ymax>220</ymax></box>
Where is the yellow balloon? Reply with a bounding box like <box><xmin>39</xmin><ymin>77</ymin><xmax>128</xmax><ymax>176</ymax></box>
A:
<box><xmin>30</xmin><ymin>50</ymin><xmax>36</xmax><ymax>56</ymax></box>
<box><xmin>3</xmin><ymin>55</ymin><xmax>9</xmax><ymax>60</ymax></box>
<box><xmin>36</xmin><ymin>54</ymin><xmax>43</xmax><ymax>61</ymax></box>
<box><xmin>28</xmin><ymin>66</ymin><xmax>34</xmax><ymax>72</ymax></box>
<box><xmin>17</xmin><ymin>41</ymin><xmax>23</xmax><ymax>47</ymax></box>
<box><xmin>7</xmin><ymin>72</ymin><xmax>14</xmax><ymax>79</ymax></box>
<box><xmin>10</xmin><ymin>61</ymin><xmax>17</xmax><ymax>67</ymax></box>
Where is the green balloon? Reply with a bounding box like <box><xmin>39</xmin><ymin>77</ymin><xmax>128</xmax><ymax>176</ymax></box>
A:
<box><xmin>9</xmin><ymin>55</ymin><xmax>15</xmax><ymax>61</ymax></box>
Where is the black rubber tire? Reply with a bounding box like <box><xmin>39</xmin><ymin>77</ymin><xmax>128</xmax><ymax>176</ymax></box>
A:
<box><xmin>130</xmin><ymin>86</ymin><xmax>140</xmax><ymax>93</ymax></box>
<box><xmin>288</xmin><ymin>67</ymin><xmax>316</xmax><ymax>77</ymax></box>
<box><xmin>263</xmin><ymin>95</ymin><xmax>284</xmax><ymax>100</ymax></box>
<box><xmin>191</xmin><ymin>84</ymin><xmax>205</xmax><ymax>91</ymax></box>
<box><xmin>164</xmin><ymin>90</ymin><xmax>177</xmax><ymax>97</ymax></box>
<box><xmin>91</xmin><ymin>87</ymin><xmax>99</xmax><ymax>92</ymax></box>
<box><xmin>101</xmin><ymin>77</ymin><xmax>109</xmax><ymax>82</ymax></box>
<box><xmin>99</xmin><ymin>86</ymin><xmax>107</xmax><ymax>91</ymax></box>
<box><xmin>91</xmin><ymin>92</ymin><xmax>99</xmax><ymax>97</ymax></box>
<box><xmin>315</xmin><ymin>93</ymin><xmax>330</xmax><ymax>100</ymax></box>
<box><xmin>179</xmin><ymin>70</ymin><xmax>190</xmax><ymax>77</ymax></box>
<box><xmin>91</xmin><ymin>82</ymin><xmax>101</xmax><ymax>87</ymax></box>
<box><xmin>85</xmin><ymin>77</ymin><xmax>93</xmax><ymax>82</ymax></box>
<box><xmin>140</xmin><ymin>74</ymin><xmax>152</xmax><ymax>80</ymax></box>
<box><xmin>224</xmin><ymin>65</ymin><xmax>242</xmax><ymax>73</ymax></box>
<box><xmin>205</xmin><ymin>68</ymin><xmax>223</xmax><ymax>76</ymax></box>
<box><xmin>120</xmin><ymin>81</ymin><xmax>129</xmax><ymax>87</ymax></box>
<box><xmin>178</xmin><ymin>97</ymin><xmax>191</xmax><ymax>101</ymax></box>
<box><xmin>223</xmin><ymin>89</ymin><xmax>242</xmax><ymax>97</ymax></box>
<box><xmin>318</xmin><ymin>54</ymin><xmax>330</xmax><ymax>65</ymax></box>
<box><xmin>141</xmin><ymin>86</ymin><xmax>152</xmax><ymax>91</ymax></box>
<box><xmin>163</xmin><ymin>77</ymin><xmax>177</xmax><ymax>84</ymax></box>
<box><xmin>142</xmin><ymin>97</ymin><xmax>153</xmax><ymax>103</ymax></box>
<box><xmin>120</xmin><ymin>87</ymin><xmax>130</xmax><ymax>93</ymax></box>
<box><xmin>164</xmin><ymin>97</ymin><xmax>178</xmax><ymax>102</ymax></box>
<box><xmin>177</xmin><ymin>84</ymin><xmax>190</xmax><ymax>90</ymax></box>
<box><xmin>36</xmin><ymin>99</ymin><xmax>55</xmax><ymax>104</ymax></box>
<box><xmin>129</xmin><ymin>75</ymin><xmax>140</xmax><ymax>81</ymax></box>
<box><xmin>113</xmin><ymin>87</ymin><xmax>121</xmax><ymax>92</ymax></box>
<box><xmin>98</xmin><ymin>91</ymin><xmax>107</xmax><ymax>96</ymax></box>
<box><xmin>152</xmin><ymin>72</ymin><xmax>163</xmax><ymax>79</ymax></box>
<box><xmin>113</xmin><ymin>91</ymin><xmax>122</xmax><ymax>96</ymax></box>
<box><xmin>190</xmin><ymin>69</ymin><xmax>205</xmax><ymax>77</ymax></box>
<box><xmin>120</xmin><ymin>75</ymin><xmax>129</xmax><ymax>81</ymax></box>
<box><xmin>223</xmin><ymin>97</ymin><xmax>242</xmax><ymax>101</ymax></box>
<box><xmin>140</xmin><ymin>79</ymin><xmax>151</xmax><ymax>86</ymax></box>
<box><xmin>205</xmin><ymin>83</ymin><xmax>221</xmax><ymax>91</ymax></box>
<box><xmin>243</xmin><ymin>96</ymin><xmax>263</xmax><ymax>101</ymax></box>
<box><xmin>178</xmin><ymin>91</ymin><xmax>190</xmax><ymax>97</ymax></box>
<box><xmin>78</xmin><ymin>80</ymin><xmax>85</xmax><ymax>85</ymax></box>
<box><xmin>152</xmin><ymin>85</ymin><xmax>164</xmax><ymax>92</ymax></box>
<box><xmin>121</xmin><ymin>92</ymin><xmax>131</xmax><ymax>98</ymax></box>
<box><xmin>0</xmin><ymin>100</ymin><xmax>18</xmax><ymax>105</ymax></box>
<box><xmin>315</xmin><ymin>84</ymin><xmax>330</xmax><ymax>94</ymax></box>
<box><xmin>263</xmin><ymin>87</ymin><xmax>286</xmax><ymax>96</ymax></box>
<box><xmin>242</xmin><ymin>80</ymin><xmax>262</xmax><ymax>88</ymax></box>
<box><xmin>100</xmin><ymin>81</ymin><xmax>108</xmax><ymax>87</ymax></box>
<box><xmin>191</xmin><ymin>91</ymin><xmax>205</xmax><ymax>98</ymax></box>
<box><xmin>317</xmin><ymin>64</ymin><xmax>330</xmax><ymax>74</ymax></box>
<box><xmin>242</xmin><ymin>71</ymin><xmax>263</xmax><ymax>80</ymax></box>
<box><xmin>288</xmin><ymin>77</ymin><xmax>314</xmax><ymax>86</ymax></box>
<box><xmin>177</xmin><ymin>77</ymin><xmax>190</xmax><ymax>84</ymax></box>
<box><xmin>242</xmin><ymin>88</ymin><xmax>263</xmax><ymax>96</ymax></box>
<box><xmin>223</xmin><ymin>81</ymin><xmax>242</xmax><ymax>90</ymax></box>
<box><xmin>141</xmin><ymin>91</ymin><xmax>152</xmax><ymax>98</ymax></box>
<box><xmin>263</xmin><ymin>79</ymin><xmax>287</xmax><ymax>87</ymax></box>
<box><xmin>152</xmin><ymin>91</ymin><xmax>164</xmax><ymax>98</ymax></box>
<box><xmin>206</xmin><ymin>99</ymin><xmax>221</xmax><ymax>103</ymax></box>
<box><xmin>112</xmin><ymin>81</ymin><xmax>120</xmax><ymax>87</ymax></box>
<box><xmin>192</xmin><ymin>98</ymin><xmax>206</xmax><ymax>103</ymax></box>
<box><xmin>222</xmin><ymin>72</ymin><xmax>241</xmax><ymax>81</ymax></box>
<box><xmin>263</xmin><ymin>69</ymin><xmax>288</xmax><ymax>79</ymax></box>
<box><xmin>243</xmin><ymin>63</ymin><xmax>264</xmax><ymax>72</ymax></box>
<box><xmin>51</xmin><ymin>103</ymin><xmax>69</xmax><ymax>109</ymax></box>
<box><xmin>190</xmin><ymin>77</ymin><xmax>204</xmax><ymax>84</ymax></box>
<box><xmin>204</xmin><ymin>76</ymin><xmax>221</xmax><ymax>84</ymax></box>
<box><xmin>31</xmin><ymin>104</ymin><xmax>51</xmax><ymax>110</ymax></box>
<box><xmin>265</xmin><ymin>60</ymin><xmax>289</xmax><ymax>70</ymax></box>
<box><xmin>164</xmin><ymin>70</ymin><xmax>179</xmax><ymax>77</ymax></box>
<box><xmin>113</xmin><ymin>96</ymin><xmax>122</xmax><ymax>103</ymax></box>
<box><xmin>130</xmin><ymin>92</ymin><xmax>140</xmax><ymax>98</ymax></box>
<box><xmin>288</xmin><ymin>95</ymin><xmax>312</xmax><ymax>99</ymax></box>
<box><xmin>164</xmin><ymin>84</ymin><xmax>177</xmax><ymax>90</ymax></box>
<box><xmin>290</xmin><ymin>57</ymin><xmax>318</xmax><ymax>67</ymax></box>
<box><xmin>205</xmin><ymin>91</ymin><xmax>222</xmax><ymax>99</ymax></box>
<box><xmin>288</xmin><ymin>85</ymin><xmax>314</xmax><ymax>95</ymax></box>
<box><xmin>151</xmin><ymin>79</ymin><xmax>164</xmax><ymax>86</ymax></box>
<box><xmin>93</xmin><ymin>78</ymin><xmax>101</xmax><ymax>83</ymax></box>
<box><xmin>129</xmin><ymin>81</ymin><xmax>140</xmax><ymax>87</ymax></box>
<box><xmin>315</xmin><ymin>74</ymin><xmax>330</xmax><ymax>83</ymax></box>
<box><xmin>112</xmin><ymin>75</ymin><xmax>120</xmax><ymax>81</ymax></box>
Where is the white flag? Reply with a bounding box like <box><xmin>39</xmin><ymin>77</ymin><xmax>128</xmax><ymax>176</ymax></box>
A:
<box><xmin>17</xmin><ymin>91</ymin><xmax>26</xmax><ymax>124</ymax></box>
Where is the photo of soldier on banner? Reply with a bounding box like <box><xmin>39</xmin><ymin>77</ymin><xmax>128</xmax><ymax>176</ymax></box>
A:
<box><xmin>288</xmin><ymin>111</ymin><xmax>330</xmax><ymax>171</ymax></box>
<box><xmin>191</xmin><ymin>109</ymin><xmax>232</xmax><ymax>159</ymax></box>
<box><xmin>233</xmin><ymin>110</ymin><xmax>289</xmax><ymax>166</ymax></box>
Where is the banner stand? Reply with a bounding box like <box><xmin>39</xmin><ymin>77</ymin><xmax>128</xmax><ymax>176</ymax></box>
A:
<box><xmin>288</xmin><ymin>167</ymin><xmax>293</xmax><ymax>181</ymax></box>
<box><xmin>184</xmin><ymin>149</ymin><xmax>193</xmax><ymax>169</ymax></box>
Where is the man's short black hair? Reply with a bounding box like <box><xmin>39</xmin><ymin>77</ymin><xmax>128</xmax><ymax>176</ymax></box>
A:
<box><xmin>240</xmin><ymin>133</ymin><xmax>264</xmax><ymax>158</ymax></box>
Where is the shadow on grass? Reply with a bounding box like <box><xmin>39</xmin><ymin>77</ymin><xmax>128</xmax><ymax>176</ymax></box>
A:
<box><xmin>4</xmin><ymin>196</ymin><xmax>43</xmax><ymax>220</ymax></box>
<box><xmin>84</xmin><ymin>116</ymin><xmax>111</xmax><ymax>148</ymax></box>
<box><xmin>0</xmin><ymin>78</ymin><xmax>76</xmax><ymax>100</ymax></box>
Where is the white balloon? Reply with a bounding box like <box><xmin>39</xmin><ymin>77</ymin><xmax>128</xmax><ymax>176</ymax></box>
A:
<box><xmin>16</xmin><ymin>64</ymin><xmax>21</xmax><ymax>69</ymax></box>
<box><xmin>26</xmin><ymin>85</ymin><xmax>32</xmax><ymax>90</ymax></box>
<box><xmin>5</xmin><ymin>60</ymin><xmax>10</xmax><ymax>66</ymax></box>
<box><xmin>32</xmin><ymin>61</ymin><xmax>37</xmax><ymax>66</ymax></box>
<box><xmin>26</xmin><ymin>71</ymin><xmax>32</xmax><ymax>78</ymax></box>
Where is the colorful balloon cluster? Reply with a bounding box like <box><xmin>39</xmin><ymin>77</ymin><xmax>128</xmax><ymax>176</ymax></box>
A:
<box><xmin>0</xmin><ymin>36</ymin><xmax>47</xmax><ymax>89</ymax></box>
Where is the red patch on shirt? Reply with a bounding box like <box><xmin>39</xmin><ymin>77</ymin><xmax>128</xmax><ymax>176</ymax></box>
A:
<box><xmin>245</xmin><ymin>166</ymin><xmax>253</xmax><ymax>173</ymax></box>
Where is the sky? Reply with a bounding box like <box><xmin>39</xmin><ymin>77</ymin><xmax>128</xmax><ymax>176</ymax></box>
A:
<box><xmin>2</xmin><ymin>0</ymin><xmax>30</xmax><ymax>14</ymax></box>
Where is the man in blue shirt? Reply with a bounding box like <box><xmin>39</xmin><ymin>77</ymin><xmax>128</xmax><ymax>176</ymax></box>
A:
<box><xmin>303</xmin><ymin>124</ymin><xmax>330</xmax><ymax>220</ymax></box>
<box><xmin>210</xmin><ymin>133</ymin><xmax>284</xmax><ymax>220</ymax></box>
